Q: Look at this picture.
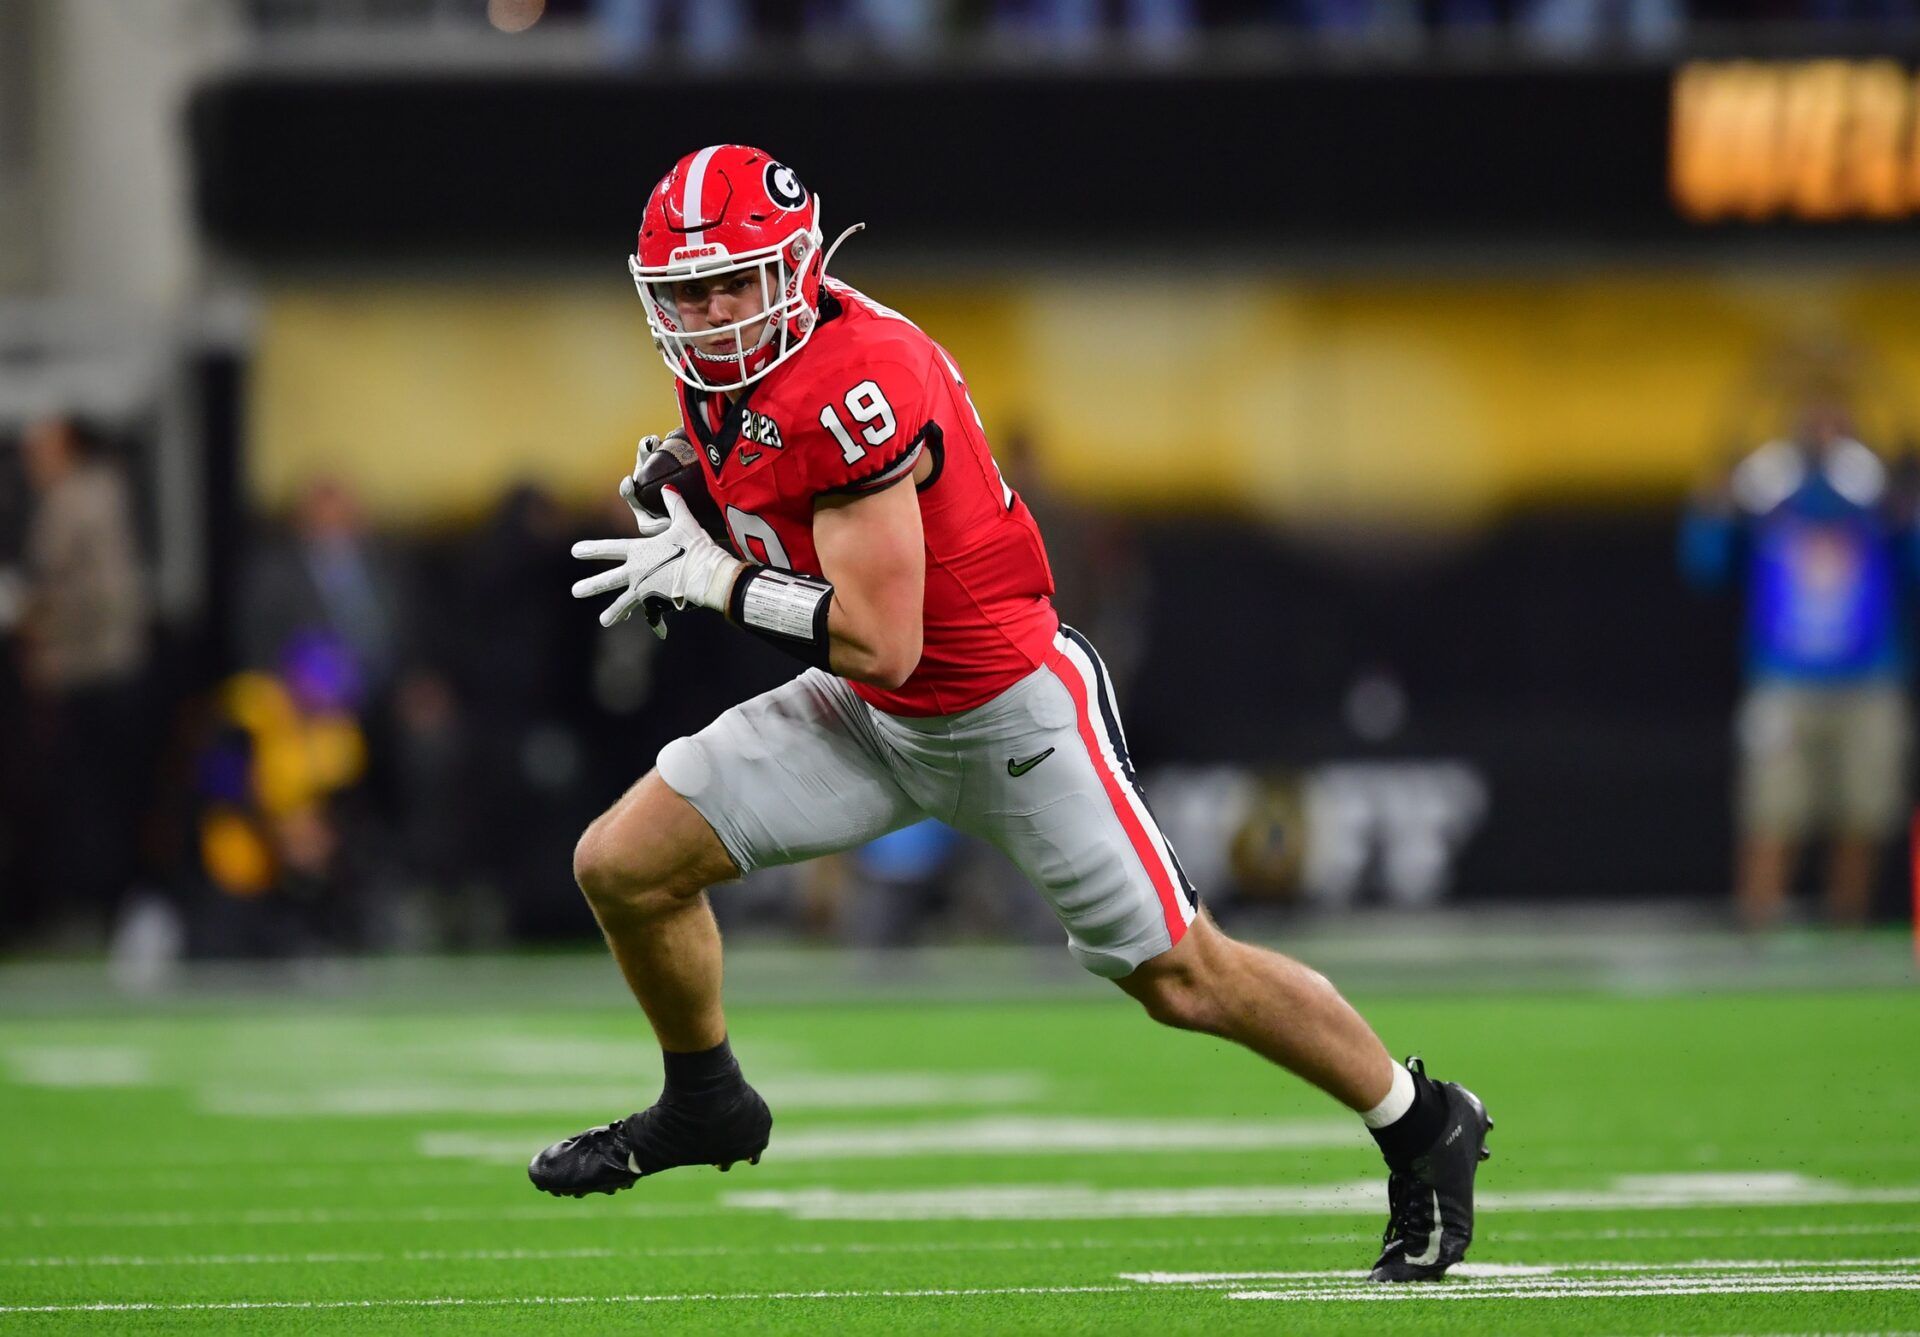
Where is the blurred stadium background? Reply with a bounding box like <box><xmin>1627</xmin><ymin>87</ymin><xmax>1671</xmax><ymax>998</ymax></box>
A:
<box><xmin>9</xmin><ymin>0</ymin><xmax>1920</xmax><ymax>966</ymax></box>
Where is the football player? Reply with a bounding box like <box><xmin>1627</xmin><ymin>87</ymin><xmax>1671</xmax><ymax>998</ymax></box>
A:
<box><xmin>533</xmin><ymin>145</ymin><xmax>1490</xmax><ymax>1281</ymax></box>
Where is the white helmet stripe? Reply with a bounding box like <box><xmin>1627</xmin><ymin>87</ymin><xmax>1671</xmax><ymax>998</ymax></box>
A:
<box><xmin>680</xmin><ymin>144</ymin><xmax>722</xmax><ymax>247</ymax></box>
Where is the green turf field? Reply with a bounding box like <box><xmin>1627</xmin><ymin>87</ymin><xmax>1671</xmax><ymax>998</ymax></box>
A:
<box><xmin>4</xmin><ymin>957</ymin><xmax>1919</xmax><ymax>1333</ymax></box>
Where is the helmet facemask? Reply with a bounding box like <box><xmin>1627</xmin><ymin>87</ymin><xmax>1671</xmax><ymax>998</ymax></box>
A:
<box><xmin>631</xmin><ymin>225</ymin><xmax>823</xmax><ymax>393</ymax></box>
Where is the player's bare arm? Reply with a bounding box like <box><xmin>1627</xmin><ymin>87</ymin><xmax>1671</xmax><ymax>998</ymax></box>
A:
<box><xmin>805</xmin><ymin>477</ymin><xmax>925</xmax><ymax>689</ymax></box>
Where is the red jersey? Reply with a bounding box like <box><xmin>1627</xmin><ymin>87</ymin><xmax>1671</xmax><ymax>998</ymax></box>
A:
<box><xmin>675</xmin><ymin>280</ymin><xmax>1058</xmax><ymax>716</ymax></box>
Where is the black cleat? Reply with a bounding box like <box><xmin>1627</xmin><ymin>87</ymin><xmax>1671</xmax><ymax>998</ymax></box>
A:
<box><xmin>1369</xmin><ymin>1057</ymin><xmax>1491</xmax><ymax>1282</ymax></box>
<box><xmin>528</xmin><ymin>1082</ymin><xmax>772</xmax><ymax>1198</ymax></box>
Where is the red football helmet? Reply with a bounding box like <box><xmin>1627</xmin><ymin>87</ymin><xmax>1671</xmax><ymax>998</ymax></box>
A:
<box><xmin>630</xmin><ymin>145</ymin><xmax>855</xmax><ymax>392</ymax></box>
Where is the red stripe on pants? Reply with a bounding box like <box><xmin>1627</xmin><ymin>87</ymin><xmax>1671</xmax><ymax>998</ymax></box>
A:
<box><xmin>1046</xmin><ymin>647</ymin><xmax>1187</xmax><ymax>947</ymax></box>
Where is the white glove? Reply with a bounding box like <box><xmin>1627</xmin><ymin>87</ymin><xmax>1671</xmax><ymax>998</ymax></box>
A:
<box><xmin>621</xmin><ymin>434</ymin><xmax>668</xmax><ymax>528</ymax></box>
<box><xmin>571</xmin><ymin>487</ymin><xmax>745</xmax><ymax>632</ymax></box>
<box><xmin>607</xmin><ymin>434</ymin><xmax>673</xmax><ymax>634</ymax></box>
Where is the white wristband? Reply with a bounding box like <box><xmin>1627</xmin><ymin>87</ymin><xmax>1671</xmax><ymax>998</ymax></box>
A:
<box><xmin>679</xmin><ymin>545</ymin><xmax>745</xmax><ymax>613</ymax></box>
<box><xmin>726</xmin><ymin>567</ymin><xmax>836</xmax><ymax>668</ymax></box>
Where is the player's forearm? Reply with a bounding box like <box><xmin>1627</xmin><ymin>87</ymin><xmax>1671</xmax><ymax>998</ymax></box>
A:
<box><xmin>720</xmin><ymin>563</ymin><xmax>920</xmax><ymax>687</ymax></box>
<box><xmin>825</xmin><ymin>596</ymin><xmax>922</xmax><ymax>690</ymax></box>
<box><xmin>721</xmin><ymin>564</ymin><xmax>921</xmax><ymax>683</ymax></box>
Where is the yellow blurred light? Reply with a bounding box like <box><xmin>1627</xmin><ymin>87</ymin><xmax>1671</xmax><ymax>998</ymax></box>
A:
<box><xmin>488</xmin><ymin>0</ymin><xmax>544</xmax><ymax>34</ymax></box>
<box><xmin>253</xmin><ymin>274</ymin><xmax>1920</xmax><ymax>525</ymax></box>
<box><xmin>201</xmin><ymin>808</ymin><xmax>275</xmax><ymax>898</ymax></box>
<box><xmin>1673</xmin><ymin>59</ymin><xmax>1920</xmax><ymax>222</ymax></box>
<box><xmin>221</xmin><ymin>671</ymin><xmax>297</xmax><ymax>736</ymax></box>
<box><xmin>216</xmin><ymin>670</ymin><xmax>368</xmax><ymax>816</ymax></box>
<box><xmin>306</xmin><ymin>716</ymin><xmax>370</xmax><ymax>794</ymax></box>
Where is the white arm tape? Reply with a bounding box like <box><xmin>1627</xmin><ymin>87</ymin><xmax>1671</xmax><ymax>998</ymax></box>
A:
<box><xmin>731</xmin><ymin>567</ymin><xmax>834</xmax><ymax>655</ymax></box>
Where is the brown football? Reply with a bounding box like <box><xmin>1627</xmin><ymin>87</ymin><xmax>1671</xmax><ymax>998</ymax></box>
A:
<box><xmin>635</xmin><ymin>429</ymin><xmax>730</xmax><ymax>545</ymax></box>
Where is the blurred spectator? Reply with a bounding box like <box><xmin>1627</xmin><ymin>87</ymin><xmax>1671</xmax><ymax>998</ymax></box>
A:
<box><xmin>990</xmin><ymin>0</ymin><xmax>1197</xmax><ymax>56</ymax></box>
<box><xmin>839</xmin><ymin>820</ymin><xmax>971</xmax><ymax>946</ymax></box>
<box><xmin>186</xmin><ymin>635</ymin><xmax>372</xmax><ymax>956</ymax></box>
<box><xmin>241</xmin><ymin>0</ymin><xmax>1920</xmax><ymax>58</ymax></box>
<box><xmin>243</xmin><ymin>0</ymin><xmax>1920</xmax><ymax>56</ymax></box>
<box><xmin>591</xmin><ymin>0</ymin><xmax>749</xmax><ymax>62</ymax></box>
<box><xmin>1288</xmin><ymin>0</ymin><xmax>1419</xmax><ymax>39</ymax></box>
<box><xmin>804</xmin><ymin>0</ymin><xmax>951</xmax><ymax>57</ymax></box>
<box><xmin>17</xmin><ymin>417</ymin><xmax>152</xmax><ymax>935</ymax></box>
<box><xmin>224</xmin><ymin>476</ymin><xmax>421</xmax><ymax>945</ymax></box>
<box><xmin>240</xmin><ymin>476</ymin><xmax>407</xmax><ymax>703</ymax></box>
<box><xmin>1518</xmin><ymin>0</ymin><xmax>1683</xmax><ymax>53</ymax></box>
<box><xmin>1681</xmin><ymin>396</ymin><xmax>1918</xmax><ymax>929</ymax></box>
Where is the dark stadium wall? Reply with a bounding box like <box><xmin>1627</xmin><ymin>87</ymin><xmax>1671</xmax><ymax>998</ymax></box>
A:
<box><xmin>1116</xmin><ymin>512</ymin><xmax>1744</xmax><ymax>904</ymax></box>
<box><xmin>188</xmin><ymin>64</ymin><xmax>1920</xmax><ymax>260</ymax></box>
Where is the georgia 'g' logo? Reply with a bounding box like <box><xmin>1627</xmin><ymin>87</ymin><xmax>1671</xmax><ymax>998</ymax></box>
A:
<box><xmin>765</xmin><ymin>162</ymin><xmax>808</xmax><ymax>210</ymax></box>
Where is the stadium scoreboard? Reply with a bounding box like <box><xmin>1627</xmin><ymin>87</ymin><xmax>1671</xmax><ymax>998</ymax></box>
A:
<box><xmin>1674</xmin><ymin>60</ymin><xmax>1920</xmax><ymax>223</ymax></box>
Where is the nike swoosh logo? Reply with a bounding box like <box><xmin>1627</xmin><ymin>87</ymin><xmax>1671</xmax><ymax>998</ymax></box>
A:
<box><xmin>738</xmin><ymin>448</ymin><xmax>761</xmax><ymax>465</ymax></box>
<box><xmin>627</xmin><ymin>1152</ymin><xmax>644</xmax><ymax>1176</ymax></box>
<box><xmin>637</xmin><ymin>549</ymin><xmax>685</xmax><ymax>586</ymax></box>
<box><xmin>1405</xmin><ymin>1189</ymin><xmax>1444</xmax><ymax>1267</ymax></box>
<box><xmin>1007</xmin><ymin>748</ymin><xmax>1055</xmax><ymax>777</ymax></box>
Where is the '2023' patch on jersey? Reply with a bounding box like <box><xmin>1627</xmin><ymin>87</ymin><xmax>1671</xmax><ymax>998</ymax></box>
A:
<box><xmin>738</xmin><ymin>409</ymin><xmax>784</xmax><ymax>464</ymax></box>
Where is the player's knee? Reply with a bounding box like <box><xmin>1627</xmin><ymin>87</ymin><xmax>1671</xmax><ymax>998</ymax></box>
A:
<box><xmin>572</xmin><ymin>821</ymin><xmax>688</xmax><ymax>919</ymax></box>
<box><xmin>1116</xmin><ymin>918</ymin><xmax>1235</xmax><ymax>1034</ymax></box>
<box><xmin>1127</xmin><ymin>963</ymin><xmax>1225</xmax><ymax>1036</ymax></box>
<box><xmin>571</xmin><ymin>824</ymin><xmax>629</xmax><ymax>909</ymax></box>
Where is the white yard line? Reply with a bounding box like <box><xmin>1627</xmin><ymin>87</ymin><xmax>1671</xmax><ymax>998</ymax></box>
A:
<box><xmin>9</xmin><ymin>1165</ymin><xmax>510</xmax><ymax>1194</ymax></box>
<box><xmin>0</xmin><ymin>1233</ymin><xmax>1341</xmax><ymax>1269</ymax></box>
<box><xmin>10</xmin><ymin>1267</ymin><xmax>1920</xmax><ymax>1315</ymax></box>
<box><xmin>1127</xmin><ymin>1258</ymin><xmax>1920</xmax><ymax>1283</ymax></box>
<box><xmin>13</xmin><ymin>1220</ymin><xmax>1919</xmax><ymax>1266</ymax></box>
<box><xmin>1490</xmin><ymin>1221</ymin><xmax>1920</xmax><ymax>1244</ymax></box>
<box><xmin>419</xmin><ymin>1117</ymin><xmax>1362</xmax><ymax>1165</ymax></box>
<box><xmin>0</xmin><ymin>1284</ymin><xmax>1142</xmax><ymax>1315</ymax></box>
<box><xmin>723</xmin><ymin>1172</ymin><xmax>1920</xmax><ymax>1221</ymax></box>
<box><xmin>200</xmin><ymin>1071</ymin><xmax>1046</xmax><ymax>1117</ymax></box>
<box><xmin>1230</xmin><ymin>1277</ymin><xmax>1920</xmax><ymax>1302</ymax></box>
<box><xmin>5</xmin><ymin>1046</ymin><xmax>151</xmax><ymax>1087</ymax></box>
<box><xmin>0</xmin><ymin>1201</ymin><xmax>717</xmax><ymax>1230</ymax></box>
<box><xmin>12</xmin><ymin>1241</ymin><xmax>1920</xmax><ymax>1275</ymax></box>
<box><xmin>0</xmin><ymin>1252</ymin><xmax>394</xmax><ymax>1269</ymax></box>
<box><xmin>13</xmin><ymin>1171</ymin><xmax>1919</xmax><ymax>1231</ymax></box>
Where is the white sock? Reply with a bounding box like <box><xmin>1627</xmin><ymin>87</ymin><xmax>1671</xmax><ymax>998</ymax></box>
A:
<box><xmin>1359</xmin><ymin>1060</ymin><xmax>1414</xmax><ymax>1130</ymax></box>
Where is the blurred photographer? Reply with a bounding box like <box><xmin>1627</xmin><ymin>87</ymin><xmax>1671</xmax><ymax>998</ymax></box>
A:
<box><xmin>17</xmin><ymin>416</ymin><xmax>151</xmax><ymax>935</ymax></box>
<box><xmin>1682</xmin><ymin>393</ymin><xmax>1919</xmax><ymax>930</ymax></box>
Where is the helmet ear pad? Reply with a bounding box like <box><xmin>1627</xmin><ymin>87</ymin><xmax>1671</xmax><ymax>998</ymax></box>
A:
<box><xmin>784</xmin><ymin>231</ymin><xmax>825</xmax><ymax>337</ymax></box>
